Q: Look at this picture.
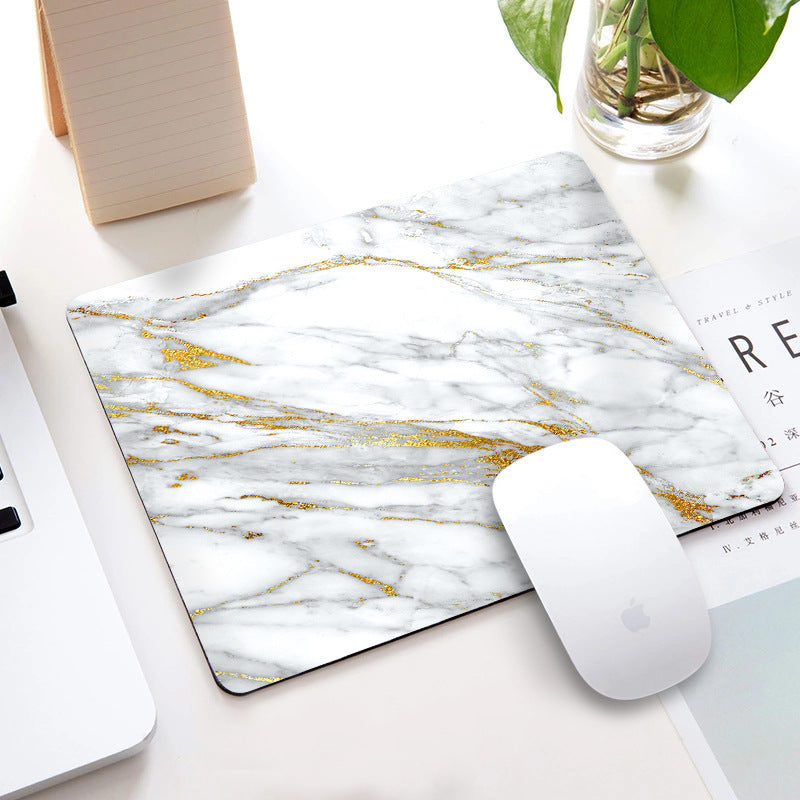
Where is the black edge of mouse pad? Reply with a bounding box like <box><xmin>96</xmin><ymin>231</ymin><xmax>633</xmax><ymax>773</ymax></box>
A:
<box><xmin>67</xmin><ymin>152</ymin><xmax>782</xmax><ymax>694</ymax></box>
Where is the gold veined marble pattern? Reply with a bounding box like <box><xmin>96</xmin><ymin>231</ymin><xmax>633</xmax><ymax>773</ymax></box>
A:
<box><xmin>214</xmin><ymin>670</ymin><xmax>282</xmax><ymax>685</ymax></box>
<box><xmin>161</xmin><ymin>337</ymin><xmax>250</xmax><ymax>371</ymax></box>
<box><xmin>68</xmin><ymin>152</ymin><xmax>782</xmax><ymax>694</ymax></box>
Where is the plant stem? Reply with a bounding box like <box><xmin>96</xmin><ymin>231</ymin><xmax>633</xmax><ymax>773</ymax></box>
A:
<box><xmin>606</xmin><ymin>1</ymin><xmax>633</xmax><ymax>56</ymax></box>
<box><xmin>626</xmin><ymin>0</ymin><xmax>647</xmax><ymax>33</ymax></box>
<box><xmin>618</xmin><ymin>33</ymin><xmax>641</xmax><ymax>116</ymax></box>
<box><xmin>599</xmin><ymin>41</ymin><xmax>628</xmax><ymax>71</ymax></box>
<box><xmin>615</xmin><ymin>0</ymin><xmax>647</xmax><ymax>117</ymax></box>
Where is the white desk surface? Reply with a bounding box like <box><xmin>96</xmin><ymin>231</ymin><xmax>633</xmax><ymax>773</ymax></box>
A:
<box><xmin>1</xmin><ymin>2</ymin><xmax>798</xmax><ymax>798</ymax></box>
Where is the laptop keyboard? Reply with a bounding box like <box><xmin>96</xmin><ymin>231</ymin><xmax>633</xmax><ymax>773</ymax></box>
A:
<box><xmin>0</xmin><ymin>504</ymin><xmax>21</xmax><ymax>534</ymax></box>
<box><xmin>1</xmin><ymin>274</ymin><xmax>28</xmax><ymax>538</ymax></box>
<box><xmin>0</xmin><ymin>451</ymin><xmax>22</xmax><ymax>534</ymax></box>
<box><xmin>0</xmin><ymin>436</ymin><xmax>30</xmax><ymax>538</ymax></box>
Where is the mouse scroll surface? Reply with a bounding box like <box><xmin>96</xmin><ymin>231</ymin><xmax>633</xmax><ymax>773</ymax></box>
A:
<box><xmin>492</xmin><ymin>438</ymin><xmax>711</xmax><ymax>700</ymax></box>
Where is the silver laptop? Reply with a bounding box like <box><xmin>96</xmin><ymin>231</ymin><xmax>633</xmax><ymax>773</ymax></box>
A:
<box><xmin>0</xmin><ymin>274</ymin><xmax>155</xmax><ymax>800</ymax></box>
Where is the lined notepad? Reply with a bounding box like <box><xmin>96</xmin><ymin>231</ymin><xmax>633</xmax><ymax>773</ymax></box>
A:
<box><xmin>37</xmin><ymin>0</ymin><xmax>256</xmax><ymax>224</ymax></box>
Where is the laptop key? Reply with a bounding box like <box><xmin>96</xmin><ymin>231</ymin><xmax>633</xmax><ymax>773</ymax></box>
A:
<box><xmin>0</xmin><ymin>506</ymin><xmax>21</xmax><ymax>534</ymax></box>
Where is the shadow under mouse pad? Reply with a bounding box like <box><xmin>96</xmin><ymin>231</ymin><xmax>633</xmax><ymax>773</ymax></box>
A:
<box><xmin>68</xmin><ymin>152</ymin><xmax>781</xmax><ymax>694</ymax></box>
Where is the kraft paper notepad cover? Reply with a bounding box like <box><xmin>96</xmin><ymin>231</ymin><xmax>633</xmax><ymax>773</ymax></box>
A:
<box><xmin>68</xmin><ymin>153</ymin><xmax>782</xmax><ymax>693</ymax></box>
<box><xmin>37</xmin><ymin>0</ymin><xmax>256</xmax><ymax>223</ymax></box>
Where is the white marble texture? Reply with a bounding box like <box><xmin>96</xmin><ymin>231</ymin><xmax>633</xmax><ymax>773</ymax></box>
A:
<box><xmin>68</xmin><ymin>152</ymin><xmax>781</xmax><ymax>694</ymax></box>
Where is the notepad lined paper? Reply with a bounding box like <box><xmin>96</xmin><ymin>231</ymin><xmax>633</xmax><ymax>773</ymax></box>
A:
<box><xmin>39</xmin><ymin>0</ymin><xmax>256</xmax><ymax>223</ymax></box>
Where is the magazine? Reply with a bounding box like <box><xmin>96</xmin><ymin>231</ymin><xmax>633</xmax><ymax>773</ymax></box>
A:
<box><xmin>662</xmin><ymin>237</ymin><xmax>800</xmax><ymax>800</ymax></box>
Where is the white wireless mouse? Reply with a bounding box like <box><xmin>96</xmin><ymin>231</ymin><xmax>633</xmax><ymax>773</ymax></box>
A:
<box><xmin>492</xmin><ymin>438</ymin><xmax>711</xmax><ymax>701</ymax></box>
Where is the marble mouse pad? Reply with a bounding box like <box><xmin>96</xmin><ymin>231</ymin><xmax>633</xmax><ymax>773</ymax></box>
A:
<box><xmin>68</xmin><ymin>152</ymin><xmax>781</xmax><ymax>694</ymax></box>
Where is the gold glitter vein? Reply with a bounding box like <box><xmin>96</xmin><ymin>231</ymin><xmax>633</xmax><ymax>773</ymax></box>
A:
<box><xmin>637</xmin><ymin>465</ymin><xmax>715</xmax><ymax>524</ymax></box>
<box><xmin>96</xmin><ymin>372</ymin><xmax>255</xmax><ymax>402</ymax></box>
<box><xmin>679</xmin><ymin>366</ymin><xmax>724</xmax><ymax>386</ymax></box>
<box><xmin>533</xmin><ymin>296</ymin><xmax>672</xmax><ymax>346</ymax></box>
<box><xmin>125</xmin><ymin>443</ymin><xmax>271</xmax><ymax>465</ymax></box>
<box><xmin>214</xmin><ymin>670</ymin><xmax>282</xmax><ymax>684</ymax></box>
<box><xmin>239</xmin><ymin>494</ymin><xmax>323</xmax><ymax>510</ymax></box>
<box><xmin>591</xmin><ymin>306</ymin><xmax>672</xmax><ymax>345</ymax></box>
<box><xmin>161</xmin><ymin>337</ymin><xmax>250</xmax><ymax>371</ymax></box>
<box><xmin>342</xmin><ymin>570</ymin><xmax>399</xmax><ymax>597</ymax></box>
<box><xmin>379</xmin><ymin>515</ymin><xmax>503</xmax><ymax>530</ymax></box>
<box><xmin>397</xmin><ymin>475</ymin><xmax>484</xmax><ymax>485</ymax></box>
<box><xmin>72</xmin><ymin>306</ymin><xmax>154</xmax><ymax>324</ymax></box>
<box><xmin>355</xmin><ymin>539</ymin><xmax>375</xmax><ymax>549</ymax></box>
<box><xmin>191</xmin><ymin>566</ymin><xmax>316</xmax><ymax>618</ymax></box>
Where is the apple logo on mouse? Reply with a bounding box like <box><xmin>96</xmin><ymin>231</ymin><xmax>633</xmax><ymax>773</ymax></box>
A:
<box><xmin>620</xmin><ymin>598</ymin><xmax>650</xmax><ymax>632</ymax></box>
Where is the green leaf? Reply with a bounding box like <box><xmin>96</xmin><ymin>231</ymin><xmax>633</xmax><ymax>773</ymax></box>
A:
<box><xmin>756</xmin><ymin>0</ymin><xmax>799</xmax><ymax>30</ymax></box>
<box><xmin>498</xmin><ymin>0</ymin><xmax>576</xmax><ymax>112</ymax></box>
<box><xmin>648</xmin><ymin>0</ymin><xmax>788</xmax><ymax>102</ymax></box>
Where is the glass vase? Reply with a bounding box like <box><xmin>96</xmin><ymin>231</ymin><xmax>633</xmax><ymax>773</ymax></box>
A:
<box><xmin>575</xmin><ymin>0</ymin><xmax>712</xmax><ymax>160</ymax></box>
